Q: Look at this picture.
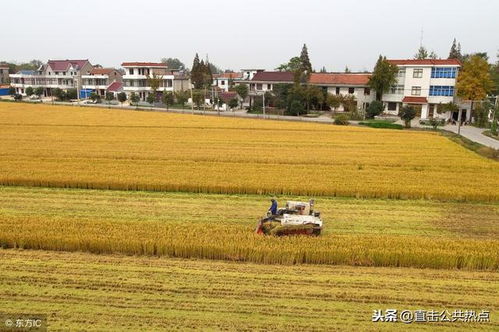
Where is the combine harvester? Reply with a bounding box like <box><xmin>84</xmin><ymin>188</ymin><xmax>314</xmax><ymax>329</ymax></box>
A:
<box><xmin>255</xmin><ymin>200</ymin><xmax>323</xmax><ymax>236</ymax></box>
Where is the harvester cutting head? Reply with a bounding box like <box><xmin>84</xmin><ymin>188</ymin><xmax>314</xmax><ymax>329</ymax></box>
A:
<box><xmin>255</xmin><ymin>199</ymin><xmax>323</xmax><ymax>236</ymax></box>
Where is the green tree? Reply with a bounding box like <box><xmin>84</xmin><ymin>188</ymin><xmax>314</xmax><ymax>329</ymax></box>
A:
<box><xmin>234</xmin><ymin>84</ymin><xmax>249</xmax><ymax>108</ymax></box>
<box><xmin>175</xmin><ymin>90</ymin><xmax>189</xmax><ymax>109</ymax></box>
<box><xmin>66</xmin><ymin>89</ymin><xmax>77</xmax><ymax>100</ymax></box>
<box><xmin>299</xmin><ymin>44</ymin><xmax>312</xmax><ymax>77</ymax></box>
<box><xmin>474</xmin><ymin>101</ymin><xmax>492</xmax><ymax>128</ymax></box>
<box><xmin>160</xmin><ymin>57</ymin><xmax>185</xmax><ymax>70</ymax></box>
<box><xmin>130</xmin><ymin>92</ymin><xmax>140</xmax><ymax>106</ymax></box>
<box><xmin>448</xmin><ymin>38</ymin><xmax>463</xmax><ymax>61</ymax></box>
<box><xmin>276</xmin><ymin>57</ymin><xmax>301</xmax><ymax>72</ymax></box>
<box><xmin>399</xmin><ymin>106</ymin><xmax>416</xmax><ymax>128</ymax></box>
<box><xmin>319</xmin><ymin>66</ymin><xmax>327</xmax><ymax>73</ymax></box>
<box><xmin>14</xmin><ymin>93</ymin><xmax>22</xmax><ymax>101</ymax></box>
<box><xmin>146</xmin><ymin>93</ymin><xmax>156</xmax><ymax>105</ymax></box>
<box><xmin>192</xmin><ymin>90</ymin><xmax>204</xmax><ymax>109</ymax></box>
<box><xmin>228</xmin><ymin>98</ymin><xmax>239</xmax><ymax>110</ymax></box>
<box><xmin>368</xmin><ymin>55</ymin><xmax>398</xmax><ymax>101</ymax></box>
<box><xmin>437</xmin><ymin>102</ymin><xmax>459</xmax><ymax>115</ymax></box>
<box><xmin>327</xmin><ymin>94</ymin><xmax>341</xmax><ymax>110</ymax></box>
<box><xmin>147</xmin><ymin>73</ymin><xmax>162</xmax><ymax>97</ymax></box>
<box><xmin>490</xmin><ymin>51</ymin><xmax>499</xmax><ymax>96</ymax></box>
<box><xmin>303</xmin><ymin>85</ymin><xmax>324</xmax><ymax>111</ymax></box>
<box><xmin>53</xmin><ymin>88</ymin><xmax>64</xmax><ymax>101</ymax></box>
<box><xmin>25</xmin><ymin>87</ymin><xmax>34</xmax><ymax>96</ymax></box>
<box><xmin>366</xmin><ymin>100</ymin><xmax>384</xmax><ymax>119</ymax></box>
<box><xmin>272</xmin><ymin>83</ymin><xmax>293</xmax><ymax>110</ymax></box>
<box><xmin>456</xmin><ymin>55</ymin><xmax>494</xmax><ymax>121</ymax></box>
<box><xmin>414</xmin><ymin>46</ymin><xmax>438</xmax><ymax>60</ymax></box>
<box><xmin>90</xmin><ymin>92</ymin><xmax>101</xmax><ymax>103</ymax></box>
<box><xmin>34</xmin><ymin>87</ymin><xmax>44</xmax><ymax>96</ymax></box>
<box><xmin>191</xmin><ymin>53</ymin><xmax>204</xmax><ymax>89</ymax></box>
<box><xmin>117</xmin><ymin>92</ymin><xmax>127</xmax><ymax>104</ymax></box>
<box><xmin>162</xmin><ymin>91</ymin><xmax>174</xmax><ymax>110</ymax></box>
<box><xmin>105</xmin><ymin>92</ymin><xmax>115</xmax><ymax>102</ymax></box>
<box><xmin>287</xmin><ymin>100</ymin><xmax>305</xmax><ymax>116</ymax></box>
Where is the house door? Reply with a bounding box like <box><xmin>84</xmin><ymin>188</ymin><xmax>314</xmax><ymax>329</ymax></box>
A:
<box><xmin>429</xmin><ymin>104</ymin><xmax>435</xmax><ymax>118</ymax></box>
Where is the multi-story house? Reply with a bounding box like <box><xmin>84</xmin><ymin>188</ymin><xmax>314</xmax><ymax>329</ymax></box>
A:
<box><xmin>0</xmin><ymin>65</ymin><xmax>9</xmax><ymax>84</ymax></box>
<box><xmin>122</xmin><ymin>62</ymin><xmax>174</xmax><ymax>101</ymax></box>
<box><xmin>9</xmin><ymin>59</ymin><xmax>93</xmax><ymax>96</ymax></box>
<box><xmin>212</xmin><ymin>72</ymin><xmax>242</xmax><ymax>92</ymax></box>
<box><xmin>81</xmin><ymin>68</ymin><xmax>123</xmax><ymax>97</ymax></box>
<box><xmin>309</xmin><ymin>73</ymin><xmax>375</xmax><ymax>112</ymax></box>
<box><xmin>383</xmin><ymin>59</ymin><xmax>464</xmax><ymax>120</ymax></box>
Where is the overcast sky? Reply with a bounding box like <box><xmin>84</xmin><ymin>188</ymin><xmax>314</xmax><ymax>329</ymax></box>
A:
<box><xmin>1</xmin><ymin>0</ymin><xmax>498</xmax><ymax>71</ymax></box>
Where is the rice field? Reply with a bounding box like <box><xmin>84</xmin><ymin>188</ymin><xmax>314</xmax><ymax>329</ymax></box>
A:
<box><xmin>0</xmin><ymin>103</ymin><xmax>497</xmax><ymax>201</ymax></box>
<box><xmin>0</xmin><ymin>249</ymin><xmax>497</xmax><ymax>331</ymax></box>
<box><xmin>1</xmin><ymin>186</ymin><xmax>497</xmax><ymax>270</ymax></box>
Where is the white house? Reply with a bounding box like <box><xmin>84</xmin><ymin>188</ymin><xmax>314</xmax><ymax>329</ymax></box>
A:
<box><xmin>122</xmin><ymin>62</ymin><xmax>174</xmax><ymax>101</ymax></box>
<box><xmin>9</xmin><ymin>59</ymin><xmax>93</xmax><ymax>97</ymax></box>
<box><xmin>81</xmin><ymin>68</ymin><xmax>123</xmax><ymax>97</ymax></box>
<box><xmin>309</xmin><ymin>72</ymin><xmax>375</xmax><ymax>112</ymax></box>
<box><xmin>212</xmin><ymin>72</ymin><xmax>242</xmax><ymax>92</ymax></box>
<box><xmin>383</xmin><ymin>59</ymin><xmax>466</xmax><ymax>120</ymax></box>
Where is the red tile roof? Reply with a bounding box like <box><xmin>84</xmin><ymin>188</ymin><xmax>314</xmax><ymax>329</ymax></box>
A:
<box><xmin>309</xmin><ymin>73</ymin><xmax>371</xmax><ymax>85</ymax></box>
<box><xmin>47</xmin><ymin>59</ymin><xmax>90</xmax><ymax>71</ymax></box>
<box><xmin>121</xmin><ymin>62</ymin><xmax>167</xmax><ymax>67</ymax></box>
<box><xmin>0</xmin><ymin>65</ymin><xmax>9</xmax><ymax>69</ymax></box>
<box><xmin>388</xmin><ymin>59</ymin><xmax>461</xmax><ymax>66</ymax></box>
<box><xmin>214</xmin><ymin>72</ymin><xmax>243</xmax><ymax>79</ymax></box>
<box><xmin>402</xmin><ymin>96</ymin><xmax>428</xmax><ymax>103</ymax></box>
<box><xmin>107</xmin><ymin>81</ymin><xmax>123</xmax><ymax>92</ymax></box>
<box><xmin>251</xmin><ymin>71</ymin><xmax>294</xmax><ymax>82</ymax></box>
<box><xmin>90</xmin><ymin>68</ymin><xmax>117</xmax><ymax>75</ymax></box>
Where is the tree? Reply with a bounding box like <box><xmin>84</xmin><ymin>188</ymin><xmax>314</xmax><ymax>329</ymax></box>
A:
<box><xmin>272</xmin><ymin>83</ymin><xmax>293</xmax><ymax>110</ymax></box>
<box><xmin>192</xmin><ymin>90</ymin><xmax>204</xmax><ymax>109</ymax></box>
<box><xmin>234</xmin><ymin>84</ymin><xmax>248</xmax><ymax>108</ymax></box>
<box><xmin>287</xmin><ymin>100</ymin><xmax>305</xmax><ymax>116</ymax></box>
<box><xmin>368</xmin><ymin>55</ymin><xmax>398</xmax><ymax>101</ymax></box>
<box><xmin>175</xmin><ymin>90</ymin><xmax>189</xmax><ymax>109</ymax></box>
<box><xmin>491</xmin><ymin>51</ymin><xmax>499</xmax><ymax>96</ymax></box>
<box><xmin>130</xmin><ymin>92</ymin><xmax>140</xmax><ymax>105</ymax></box>
<box><xmin>399</xmin><ymin>106</ymin><xmax>416</xmax><ymax>128</ymax></box>
<box><xmin>66</xmin><ymin>89</ymin><xmax>77</xmax><ymax>100</ymax></box>
<box><xmin>146</xmin><ymin>93</ymin><xmax>156</xmax><ymax>105</ymax></box>
<box><xmin>303</xmin><ymin>85</ymin><xmax>324</xmax><ymax>111</ymax></box>
<box><xmin>53</xmin><ymin>88</ymin><xmax>64</xmax><ymax>101</ymax></box>
<box><xmin>437</xmin><ymin>102</ymin><xmax>459</xmax><ymax>115</ymax></box>
<box><xmin>105</xmin><ymin>92</ymin><xmax>115</xmax><ymax>102</ymax></box>
<box><xmin>147</xmin><ymin>73</ymin><xmax>162</xmax><ymax>97</ymax></box>
<box><xmin>366</xmin><ymin>100</ymin><xmax>384</xmax><ymax>119</ymax></box>
<box><xmin>448</xmin><ymin>38</ymin><xmax>463</xmax><ymax>61</ymax></box>
<box><xmin>117</xmin><ymin>92</ymin><xmax>127</xmax><ymax>104</ymax></box>
<box><xmin>294</xmin><ymin>44</ymin><xmax>313</xmax><ymax>84</ymax></box>
<box><xmin>90</xmin><ymin>92</ymin><xmax>101</xmax><ymax>103</ymax></box>
<box><xmin>25</xmin><ymin>87</ymin><xmax>34</xmax><ymax>96</ymax></box>
<box><xmin>14</xmin><ymin>94</ymin><xmax>22</xmax><ymax>101</ymax></box>
<box><xmin>191</xmin><ymin>53</ymin><xmax>203</xmax><ymax>89</ymax></box>
<box><xmin>456</xmin><ymin>55</ymin><xmax>493</xmax><ymax>121</ymax></box>
<box><xmin>162</xmin><ymin>91</ymin><xmax>174</xmax><ymax>109</ymax></box>
<box><xmin>160</xmin><ymin>57</ymin><xmax>185</xmax><ymax>70</ymax></box>
<box><xmin>34</xmin><ymin>87</ymin><xmax>44</xmax><ymax>97</ymax></box>
<box><xmin>327</xmin><ymin>94</ymin><xmax>341</xmax><ymax>110</ymax></box>
<box><xmin>474</xmin><ymin>100</ymin><xmax>492</xmax><ymax>128</ymax></box>
<box><xmin>344</xmin><ymin>66</ymin><xmax>350</xmax><ymax>73</ymax></box>
<box><xmin>319</xmin><ymin>66</ymin><xmax>327</xmax><ymax>73</ymax></box>
<box><xmin>414</xmin><ymin>46</ymin><xmax>437</xmax><ymax>60</ymax></box>
<box><xmin>228</xmin><ymin>98</ymin><xmax>239</xmax><ymax>110</ymax></box>
<box><xmin>276</xmin><ymin>57</ymin><xmax>301</xmax><ymax>72</ymax></box>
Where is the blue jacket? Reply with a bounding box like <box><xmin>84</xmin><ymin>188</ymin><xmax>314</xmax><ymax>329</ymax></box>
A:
<box><xmin>269</xmin><ymin>201</ymin><xmax>278</xmax><ymax>215</ymax></box>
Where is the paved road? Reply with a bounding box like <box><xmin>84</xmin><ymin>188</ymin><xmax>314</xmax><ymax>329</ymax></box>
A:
<box><xmin>443</xmin><ymin>125</ymin><xmax>499</xmax><ymax>149</ymax></box>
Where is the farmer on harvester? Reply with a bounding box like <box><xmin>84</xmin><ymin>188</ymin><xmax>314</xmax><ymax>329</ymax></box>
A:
<box><xmin>268</xmin><ymin>199</ymin><xmax>278</xmax><ymax>216</ymax></box>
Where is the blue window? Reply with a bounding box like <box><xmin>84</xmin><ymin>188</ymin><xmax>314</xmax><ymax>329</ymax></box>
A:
<box><xmin>431</xmin><ymin>67</ymin><xmax>457</xmax><ymax>78</ymax></box>
<box><xmin>429</xmin><ymin>85</ymin><xmax>454</xmax><ymax>96</ymax></box>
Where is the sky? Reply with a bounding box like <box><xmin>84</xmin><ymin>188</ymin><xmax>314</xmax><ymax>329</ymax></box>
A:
<box><xmin>1</xmin><ymin>0</ymin><xmax>498</xmax><ymax>71</ymax></box>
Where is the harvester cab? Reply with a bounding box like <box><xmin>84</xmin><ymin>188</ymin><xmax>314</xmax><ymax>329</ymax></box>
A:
<box><xmin>256</xmin><ymin>199</ymin><xmax>323</xmax><ymax>236</ymax></box>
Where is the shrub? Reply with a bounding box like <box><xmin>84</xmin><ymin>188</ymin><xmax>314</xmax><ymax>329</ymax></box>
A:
<box><xmin>334</xmin><ymin>114</ymin><xmax>350</xmax><ymax>125</ymax></box>
<box><xmin>366</xmin><ymin>101</ymin><xmax>383</xmax><ymax>119</ymax></box>
<box><xmin>359</xmin><ymin>121</ymin><xmax>403</xmax><ymax>130</ymax></box>
<box><xmin>399</xmin><ymin>106</ymin><xmax>416</xmax><ymax>128</ymax></box>
<box><xmin>13</xmin><ymin>94</ymin><xmax>22</xmax><ymax>101</ymax></box>
<box><xmin>25</xmin><ymin>87</ymin><xmax>34</xmax><ymax>96</ymax></box>
<box><xmin>287</xmin><ymin>100</ymin><xmax>304</xmax><ymax>116</ymax></box>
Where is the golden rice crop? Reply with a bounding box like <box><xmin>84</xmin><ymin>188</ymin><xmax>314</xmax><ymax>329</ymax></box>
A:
<box><xmin>1</xmin><ymin>186</ymin><xmax>497</xmax><ymax>270</ymax></box>
<box><xmin>2</xmin><ymin>249</ymin><xmax>497</xmax><ymax>331</ymax></box>
<box><xmin>0</xmin><ymin>103</ymin><xmax>497</xmax><ymax>201</ymax></box>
